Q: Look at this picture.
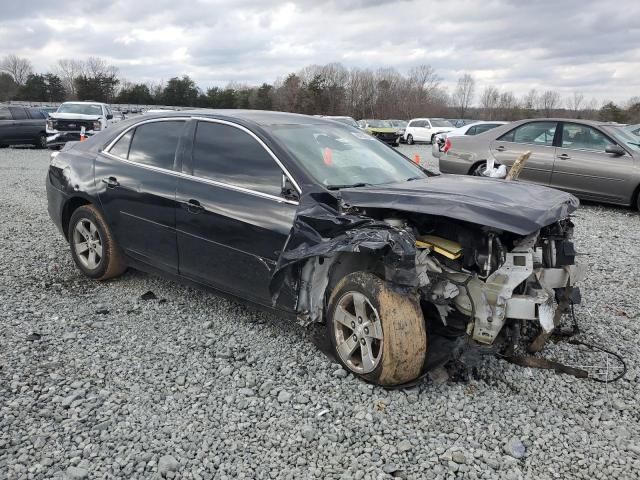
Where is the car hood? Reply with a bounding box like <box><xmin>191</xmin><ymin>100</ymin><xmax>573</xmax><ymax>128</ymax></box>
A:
<box><xmin>339</xmin><ymin>175</ymin><xmax>579</xmax><ymax>235</ymax></box>
<box><xmin>50</xmin><ymin>113</ymin><xmax>102</xmax><ymax>120</ymax></box>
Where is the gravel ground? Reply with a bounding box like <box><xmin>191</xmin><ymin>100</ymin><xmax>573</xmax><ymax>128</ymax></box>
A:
<box><xmin>1</xmin><ymin>147</ymin><xmax>639</xmax><ymax>480</ymax></box>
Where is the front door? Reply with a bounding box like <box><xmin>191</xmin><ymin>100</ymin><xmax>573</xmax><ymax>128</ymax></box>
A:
<box><xmin>96</xmin><ymin>120</ymin><xmax>186</xmax><ymax>273</ymax></box>
<box><xmin>550</xmin><ymin>122</ymin><xmax>635</xmax><ymax>203</ymax></box>
<box><xmin>176</xmin><ymin>119</ymin><xmax>298</xmax><ymax>305</ymax></box>
<box><xmin>489</xmin><ymin>121</ymin><xmax>558</xmax><ymax>185</ymax></box>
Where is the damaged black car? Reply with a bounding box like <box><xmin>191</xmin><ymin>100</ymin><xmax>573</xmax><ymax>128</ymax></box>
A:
<box><xmin>46</xmin><ymin>111</ymin><xmax>583</xmax><ymax>386</ymax></box>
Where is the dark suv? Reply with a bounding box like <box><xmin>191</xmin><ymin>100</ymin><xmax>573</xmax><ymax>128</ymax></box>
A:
<box><xmin>0</xmin><ymin>105</ymin><xmax>47</xmax><ymax>148</ymax></box>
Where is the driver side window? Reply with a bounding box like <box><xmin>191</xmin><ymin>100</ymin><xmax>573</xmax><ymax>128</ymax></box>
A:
<box><xmin>561</xmin><ymin>123</ymin><xmax>615</xmax><ymax>151</ymax></box>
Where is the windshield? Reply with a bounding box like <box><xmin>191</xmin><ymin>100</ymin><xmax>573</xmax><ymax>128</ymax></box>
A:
<box><xmin>367</xmin><ymin>120</ymin><xmax>391</xmax><ymax>128</ymax></box>
<box><xmin>269</xmin><ymin>123</ymin><xmax>427</xmax><ymax>188</ymax></box>
<box><xmin>430</xmin><ymin>119</ymin><xmax>454</xmax><ymax>127</ymax></box>
<box><xmin>57</xmin><ymin>103</ymin><xmax>103</xmax><ymax>115</ymax></box>
<box><xmin>604</xmin><ymin>126</ymin><xmax>640</xmax><ymax>153</ymax></box>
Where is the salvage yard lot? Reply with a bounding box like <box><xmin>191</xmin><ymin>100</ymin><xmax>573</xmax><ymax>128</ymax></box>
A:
<box><xmin>1</xmin><ymin>147</ymin><xmax>639</xmax><ymax>479</ymax></box>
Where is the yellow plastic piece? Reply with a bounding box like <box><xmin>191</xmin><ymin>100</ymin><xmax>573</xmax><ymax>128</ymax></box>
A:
<box><xmin>416</xmin><ymin>235</ymin><xmax>463</xmax><ymax>260</ymax></box>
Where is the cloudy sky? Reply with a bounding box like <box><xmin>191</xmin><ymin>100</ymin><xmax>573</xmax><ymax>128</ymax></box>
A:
<box><xmin>1</xmin><ymin>0</ymin><xmax>638</xmax><ymax>103</ymax></box>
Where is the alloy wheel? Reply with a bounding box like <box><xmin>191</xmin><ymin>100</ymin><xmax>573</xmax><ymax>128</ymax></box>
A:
<box><xmin>73</xmin><ymin>218</ymin><xmax>103</xmax><ymax>270</ymax></box>
<box><xmin>332</xmin><ymin>291</ymin><xmax>383</xmax><ymax>374</ymax></box>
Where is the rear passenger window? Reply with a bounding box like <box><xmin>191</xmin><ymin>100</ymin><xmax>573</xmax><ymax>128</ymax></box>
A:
<box><xmin>0</xmin><ymin>107</ymin><xmax>11</xmax><ymax>120</ymax></box>
<box><xmin>499</xmin><ymin>122</ymin><xmax>557</xmax><ymax>146</ymax></box>
<box><xmin>9</xmin><ymin>107</ymin><xmax>27</xmax><ymax>120</ymax></box>
<box><xmin>192</xmin><ymin>121</ymin><xmax>283</xmax><ymax>196</ymax></box>
<box><xmin>108</xmin><ymin>130</ymin><xmax>133</xmax><ymax>158</ymax></box>
<box><xmin>128</xmin><ymin>121</ymin><xmax>184</xmax><ymax>170</ymax></box>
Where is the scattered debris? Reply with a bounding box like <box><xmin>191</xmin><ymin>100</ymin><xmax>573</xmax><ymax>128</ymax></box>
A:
<box><xmin>140</xmin><ymin>291</ymin><xmax>157</xmax><ymax>300</ymax></box>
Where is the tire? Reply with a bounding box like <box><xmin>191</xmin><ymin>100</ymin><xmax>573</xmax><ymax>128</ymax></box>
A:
<box><xmin>407</xmin><ymin>134</ymin><xmax>414</xmax><ymax>145</ymax></box>
<box><xmin>470</xmin><ymin>161</ymin><xmax>488</xmax><ymax>176</ymax></box>
<box><xmin>35</xmin><ymin>132</ymin><xmax>47</xmax><ymax>149</ymax></box>
<box><xmin>327</xmin><ymin>271</ymin><xmax>427</xmax><ymax>386</ymax></box>
<box><xmin>430</xmin><ymin>134</ymin><xmax>436</xmax><ymax>145</ymax></box>
<box><xmin>68</xmin><ymin>205</ymin><xmax>126</xmax><ymax>280</ymax></box>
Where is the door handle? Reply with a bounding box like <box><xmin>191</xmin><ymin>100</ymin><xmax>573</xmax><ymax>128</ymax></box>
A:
<box><xmin>495</xmin><ymin>145</ymin><xmax>505</xmax><ymax>152</ymax></box>
<box><xmin>558</xmin><ymin>153</ymin><xmax>571</xmax><ymax>160</ymax></box>
<box><xmin>102</xmin><ymin>176</ymin><xmax>120</xmax><ymax>188</ymax></box>
<box><xmin>185</xmin><ymin>199</ymin><xmax>204</xmax><ymax>214</ymax></box>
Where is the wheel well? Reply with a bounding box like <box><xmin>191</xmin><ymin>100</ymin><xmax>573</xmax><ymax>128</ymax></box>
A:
<box><xmin>62</xmin><ymin>197</ymin><xmax>91</xmax><ymax>240</ymax></box>
<box><xmin>324</xmin><ymin>253</ymin><xmax>384</xmax><ymax>309</ymax></box>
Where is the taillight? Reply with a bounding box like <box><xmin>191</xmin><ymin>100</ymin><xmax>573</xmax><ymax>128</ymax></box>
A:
<box><xmin>443</xmin><ymin>137</ymin><xmax>452</xmax><ymax>153</ymax></box>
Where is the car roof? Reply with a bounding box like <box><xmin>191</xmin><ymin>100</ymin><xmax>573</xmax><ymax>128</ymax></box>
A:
<box><xmin>513</xmin><ymin>117</ymin><xmax>623</xmax><ymax>128</ymax></box>
<box><xmin>148</xmin><ymin>109</ymin><xmax>329</xmax><ymax>127</ymax></box>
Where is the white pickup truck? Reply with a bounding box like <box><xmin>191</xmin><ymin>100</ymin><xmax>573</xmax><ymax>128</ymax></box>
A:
<box><xmin>46</xmin><ymin>101</ymin><xmax>120</xmax><ymax>149</ymax></box>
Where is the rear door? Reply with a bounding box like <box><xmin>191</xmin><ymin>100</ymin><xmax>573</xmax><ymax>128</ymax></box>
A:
<box><xmin>550</xmin><ymin>122</ymin><xmax>635</xmax><ymax>202</ymax></box>
<box><xmin>9</xmin><ymin>107</ymin><xmax>38</xmax><ymax>142</ymax></box>
<box><xmin>490</xmin><ymin>121</ymin><xmax>558</xmax><ymax>185</ymax></box>
<box><xmin>96</xmin><ymin>119</ymin><xmax>186</xmax><ymax>273</ymax></box>
<box><xmin>176</xmin><ymin>119</ymin><xmax>298</xmax><ymax>305</ymax></box>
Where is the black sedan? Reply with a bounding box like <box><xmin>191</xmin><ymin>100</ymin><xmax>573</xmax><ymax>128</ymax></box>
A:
<box><xmin>47</xmin><ymin>110</ymin><xmax>583</xmax><ymax>386</ymax></box>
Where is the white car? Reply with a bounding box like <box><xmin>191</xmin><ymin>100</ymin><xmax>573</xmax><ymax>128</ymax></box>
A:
<box><xmin>46</xmin><ymin>101</ymin><xmax>118</xmax><ymax>149</ymax></box>
<box><xmin>404</xmin><ymin>118</ymin><xmax>455</xmax><ymax>145</ymax></box>
<box><xmin>432</xmin><ymin>121</ymin><xmax>508</xmax><ymax>159</ymax></box>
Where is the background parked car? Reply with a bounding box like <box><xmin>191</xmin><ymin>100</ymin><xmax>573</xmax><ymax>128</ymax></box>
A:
<box><xmin>447</xmin><ymin>119</ymin><xmax>477</xmax><ymax>128</ymax></box>
<box><xmin>439</xmin><ymin>118</ymin><xmax>640</xmax><ymax>209</ymax></box>
<box><xmin>623</xmin><ymin>123</ymin><xmax>640</xmax><ymax>137</ymax></box>
<box><xmin>46</xmin><ymin>101</ymin><xmax>117</xmax><ymax>149</ymax></box>
<box><xmin>323</xmin><ymin>116</ymin><xmax>359</xmax><ymax>128</ymax></box>
<box><xmin>387</xmin><ymin>119</ymin><xmax>408</xmax><ymax>142</ymax></box>
<box><xmin>433</xmin><ymin>121</ymin><xmax>507</xmax><ymax>159</ymax></box>
<box><xmin>360</xmin><ymin>119</ymin><xmax>401</xmax><ymax>146</ymax></box>
<box><xmin>0</xmin><ymin>105</ymin><xmax>47</xmax><ymax>148</ymax></box>
<box><xmin>404</xmin><ymin>118</ymin><xmax>455</xmax><ymax>145</ymax></box>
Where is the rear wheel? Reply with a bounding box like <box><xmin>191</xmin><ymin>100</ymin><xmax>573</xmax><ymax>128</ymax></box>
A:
<box><xmin>35</xmin><ymin>132</ymin><xmax>47</xmax><ymax>149</ymax></box>
<box><xmin>406</xmin><ymin>134</ymin><xmax>414</xmax><ymax>145</ymax></box>
<box><xmin>327</xmin><ymin>272</ymin><xmax>427</xmax><ymax>386</ymax></box>
<box><xmin>470</xmin><ymin>161</ymin><xmax>488</xmax><ymax>176</ymax></box>
<box><xmin>69</xmin><ymin>205</ymin><xmax>126</xmax><ymax>280</ymax></box>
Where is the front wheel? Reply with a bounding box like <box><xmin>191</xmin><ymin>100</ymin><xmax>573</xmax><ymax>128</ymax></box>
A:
<box><xmin>327</xmin><ymin>272</ymin><xmax>427</xmax><ymax>386</ymax></box>
<box><xmin>406</xmin><ymin>134</ymin><xmax>414</xmax><ymax>145</ymax></box>
<box><xmin>69</xmin><ymin>205</ymin><xmax>127</xmax><ymax>280</ymax></box>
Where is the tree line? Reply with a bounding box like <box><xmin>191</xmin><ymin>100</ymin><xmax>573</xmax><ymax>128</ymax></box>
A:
<box><xmin>1</xmin><ymin>53</ymin><xmax>639</xmax><ymax>124</ymax></box>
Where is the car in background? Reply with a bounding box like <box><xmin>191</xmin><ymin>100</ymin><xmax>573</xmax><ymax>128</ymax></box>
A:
<box><xmin>433</xmin><ymin>121</ymin><xmax>507</xmax><ymax>159</ymax></box>
<box><xmin>0</xmin><ymin>105</ymin><xmax>47</xmax><ymax>148</ymax></box>
<box><xmin>447</xmin><ymin>119</ymin><xmax>477</xmax><ymax>128</ymax></box>
<box><xmin>323</xmin><ymin>116</ymin><xmax>359</xmax><ymax>128</ymax></box>
<box><xmin>404</xmin><ymin>118</ymin><xmax>455</xmax><ymax>145</ymax></box>
<box><xmin>387</xmin><ymin>119</ymin><xmax>408</xmax><ymax>142</ymax></box>
<box><xmin>46</xmin><ymin>101</ymin><xmax>117</xmax><ymax>149</ymax></box>
<box><xmin>439</xmin><ymin>118</ymin><xmax>640</xmax><ymax>209</ymax></box>
<box><xmin>360</xmin><ymin>119</ymin><xmax>401</xmax><ymax>146</ymax></box>
<box><xmin>37</xmin><ymin>106</ymin><xmax>59</xmax><ymax>118</ymax></box>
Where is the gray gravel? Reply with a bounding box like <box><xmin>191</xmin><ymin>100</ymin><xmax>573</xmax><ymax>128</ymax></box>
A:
<box><xmin>1</xmin><ymin>146</ymin><xmax>639</xmax><ymax>479</ymax></box>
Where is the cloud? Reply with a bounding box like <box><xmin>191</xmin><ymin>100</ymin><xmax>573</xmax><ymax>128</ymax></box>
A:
<box><xmin>1</xmin><ymin>0</ymin><xmax>639</xmax><ymax>103</ymax></box>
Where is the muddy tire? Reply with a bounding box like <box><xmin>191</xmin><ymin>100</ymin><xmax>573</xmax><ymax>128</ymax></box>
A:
<box><xmin>327</xmin><ymin>271</ymin><xmax>427</xmax><ymax>386</ymax></box>
<box><xmin>68</xmin><ymin>205</ymin><xmax>127</xmax><ymax>280</ymax></box>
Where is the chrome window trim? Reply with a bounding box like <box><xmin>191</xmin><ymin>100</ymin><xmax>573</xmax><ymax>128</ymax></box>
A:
<box><xmin>102</xmin><ymin>115</ymin><xmax>302</xmax><ymax>199</ymax></box>
<box><xmin>100</xmin><ymin>151</ymin><xmax>299</xmax><ymax>206</ymax></box>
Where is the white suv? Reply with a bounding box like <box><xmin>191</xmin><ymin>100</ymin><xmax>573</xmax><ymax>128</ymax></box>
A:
<box><xmin>46</xmin><ymin>101</ymin><xmax>119</xmax><ymax>149</ymax></box>
<box><xmin>404</xmin><ymin>118</ymin><xmax>455</xmax><ymax>145</ymax></box>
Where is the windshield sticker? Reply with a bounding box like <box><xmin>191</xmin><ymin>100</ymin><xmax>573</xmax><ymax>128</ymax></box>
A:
<box><xmin>323</xmin><ymin>147</ymin><xmax>333</xmax><ymax>166</ymax></box>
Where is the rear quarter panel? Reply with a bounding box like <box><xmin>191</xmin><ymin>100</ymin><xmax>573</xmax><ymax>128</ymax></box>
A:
<box><xmin>438</xmin><ymin>136</ymin><xmax>491</xmax><ymax>175</ymax></box>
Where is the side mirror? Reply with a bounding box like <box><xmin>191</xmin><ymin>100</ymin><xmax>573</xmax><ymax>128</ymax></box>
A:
<box><xmin>106</xmin><ymin>114</ymin><xmax>113</xmax><ymax>120</ymax></box>
<box><xmin>281</xmin><ymin>174</ymin><xmax>299</xmax><ymax>202</ymax></box>
<box><xmin>605</xmin><ymin>144</ymin><xmax>625</xmax><ymax>156</ymax></box>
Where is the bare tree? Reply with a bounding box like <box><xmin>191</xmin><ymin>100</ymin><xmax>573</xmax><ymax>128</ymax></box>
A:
<box><xmin>497</xmin><ymin>91</ymin><xmax>519</xmax><ymax>120</ymax></box>
<box><xmin>567</xmin><ymin>92</ymin><xmax>585</xmax><ymax>116</ymax></box>
<box><xmin>480</xmin><ymin>86</ymin><xmax>500</xmax><ymax>119</ymax></box>
<box><xmin>523</xmin><ymin>88</ymin><xmax>538</xmax><ymax>116</ymax></box>
<box><xmin>452</xmin><ymin>74</ymin><xmax>475</xmax><ymax>118</ymax></box>
<box><xmin>54</xmin><ymin>59</ymin><xmax>83</xmax><ymax>98</ymax></box>
<box><xmin>538</xmin><ymin>90</ymin><xmax>561</xmax><ymax>116</ymax></box>
<box><xmin>0</xmin><ymin>54</ymin><xmax>33</xmax><ymax>85</ymax></box>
